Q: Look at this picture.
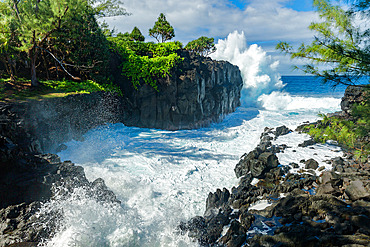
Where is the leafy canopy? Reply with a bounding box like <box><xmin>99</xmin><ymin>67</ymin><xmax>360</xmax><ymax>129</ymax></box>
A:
<box><xmin>0</xmin><ymin>0</ymin><xmax>128</xmax><ymax>86</ymax></box>
<box><xmin>185</xmin><ymin>36</ymin><xmax>216</xmax><ymax>56</ymax></box>
<box><xmin>149</xmin><ymin>13</ymin><xmax>175</xmax><ymax>43</ymax></box>
<box><xmin>109</xmin><ymin>37</ymin><xmax>183</xmax><ymax>90</ymax></box>
<box><xmin>130</xmin><ymin>27</ymin><xmax>145</xmax><ymax>42</ymax></box>
<box><xmin>276</xmin><ymin>0</ymin><xmax>370</xmax><ymax>87</ymax></box>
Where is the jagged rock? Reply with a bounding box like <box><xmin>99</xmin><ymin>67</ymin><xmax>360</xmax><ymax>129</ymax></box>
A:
<box><xmin>298</xmin><ymin>139</ymin><xmax>315</xmax><ymax>147</ymax></box>
<box><xmin>234</xmin><ymin>149</ymin><xmax>278</xmax><ymax>179</ymax></box>
<box><xmin>345</xmin><ymin>180</ymin><xmax>370</xmax><ymax>201</ymax></box>
<box><xmin>0</xmin><ymin>102</ymin><xmax>121</xmax><ymax>246</ymax></box>
<box><xmin>341</xmin><ymin>86</ymin><xmax>368</xmax><ymax>115</ymax></box>
<box><xmin>205</xmin><ymin>188</ymin><xmax>230</xmax><ymax>214</ymax></box>
<box><xmin>219</xmin><ymin>220</ymin><xmax>246</xmax><ymax>247</ymax></box>
<box><xmin>332</xmin><ymin>157</ymin><xmax>345</xmax><ymax>166</ymax></box>
<box><xmin>304</xmin><ymin>159</ymin><xmax>319</xmax><ymax>170</ymax></box>
<box><xmin>316</xmin><ymin>183</ymin><xmax>337</xmax><ymax>195</ymax></box>
<box><xmin>290</xmin><ymin>162</ymin><xmax>299</xmax><ymax>168</ymax></box>
<box><xmin>274</xmin><ymin>125</ymin><xmax>292</xmax><ymax>138</ymax></box>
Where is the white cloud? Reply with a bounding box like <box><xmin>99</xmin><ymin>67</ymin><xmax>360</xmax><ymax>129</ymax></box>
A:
<box><xmin>104</xmin><ymin>0</ymin><xmax>321</xmax><ymax>75</ymax></box>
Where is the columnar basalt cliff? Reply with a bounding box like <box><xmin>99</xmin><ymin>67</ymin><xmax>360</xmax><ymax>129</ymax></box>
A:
<box><xmin>117</xmin><ymin>50</ymin><xmax>243</xmax><ymax>130</ymax></box>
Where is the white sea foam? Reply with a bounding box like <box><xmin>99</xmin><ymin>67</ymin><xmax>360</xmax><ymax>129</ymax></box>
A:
<box><xmin>258</xmin><ymin>91</ymin><xmax>341</xmax><ymax>111</ymax></box>
<box><xmin>40</xmin><ymin>32</ymin><xmax>345</xmax><ymax>246</ymax></box>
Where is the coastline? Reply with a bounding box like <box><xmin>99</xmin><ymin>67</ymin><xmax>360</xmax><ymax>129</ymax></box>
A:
<box><xmin>0</xmin><ymin>86</ymin><xmax>368</xmax><ymax>246</ymax></box>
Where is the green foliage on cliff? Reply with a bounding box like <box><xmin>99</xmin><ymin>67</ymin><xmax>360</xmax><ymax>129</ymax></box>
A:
<box><xmin>41</xmin><ymin>80</ymin><xmax>122</xmax><ymax>95</ymax></box>
<box><xmin>0</xmin><ymin>77</ymin><xmax>122</xmax><ymax>101</ymax></box>
<box><xmin>110</xmin><ymin>37</ymin><xmax>183</xmax><ymax>90</ymax></box>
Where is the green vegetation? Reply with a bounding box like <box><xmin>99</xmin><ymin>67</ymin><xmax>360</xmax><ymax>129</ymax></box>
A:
<box><xmin>110</xmin><ymin>38</ymin><xmax>183</xmax><ymax>90</ymax></box>
<box><xmin>276</xmin><ymin>0</ymin><xmax>370</xmax><ymax>87</ymax></box>
<box><xmin>149</xmin><ymin>13</ymin><xmax>175</xmax><ymax>43</ymax></box>
<box><xmin>277</xmin><ymin>0</ymin><xmax>370</xmax><ymax>161</ymax></box>
<box><xmin>303</xmin><ymin>101</ymin><xmax>370</xmax><ymax>161</ymax></box>
<box><xmin>1</xmin><ymin>0</ymin><xmax>215</xmax><ymax>98</ymax></box>
<box><xmin>0</xmin><ymin>78</ymin><xmax>122</xmax><ymax>101</ymax></box>
<box><xmin>185</xmin><ymin>36</ymin><xmax>216</xmax><ymax>56</ymax></box>
<box><xmin>0</xmin><ymin>0</ymin><xmax>127</xmax><ymax>86</ymax></box>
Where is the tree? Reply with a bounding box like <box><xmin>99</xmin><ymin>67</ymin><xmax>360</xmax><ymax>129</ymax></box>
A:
<box><xmin>149</xmin><ymin>13</ymin><xmax>175</xmax><ymax>43</ymax></box>
<box><xmin>185</xmin><ymin>36</ymin><xmax>216</xmax><ymax>56</ymax></box>
<box><xmin>276</xmin><ymin>0</ymin><xmax>370</xmax><ymax>87</ymax></box>
<box><xmin>130</xmin><ymin>26</ymin><xmax>145</xmax><ymax>42</ymax></box>
<box><xmin>1</xmin><ymin>0</ymin><xmax>128</xmax><ymax>86</ymax></box>
<box><xmin>0</xmin><ymin>2</ymin><xmax>17</xmax><ymax>80</ymax></box>
<box><xmin>7</xmin><ymin>0</ymin><xmax>75</xmax><ymax>86</ymax></box>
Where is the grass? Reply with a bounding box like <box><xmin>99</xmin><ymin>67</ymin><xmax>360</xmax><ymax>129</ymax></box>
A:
<box><xmin>0</xmin><ymin>77</ymin><xmax>122</xmax><ymax>101</ymax></box>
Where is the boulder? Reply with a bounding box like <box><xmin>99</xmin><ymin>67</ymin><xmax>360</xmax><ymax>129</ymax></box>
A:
<box><xmin>304</xmin><ymin>159</ymin><xmax>319</xmax><ymax>170</ymax></box>
<box><xmin>274</xmin><ymin>125</ymin><xmax>292</xmax><ymax>138</ymax></box>
<box><xmin>219</xmin><ymin>220</ymin><xmax>246</xmax><ymax>247</ymax></box>
<box><xmin>345</xmin><ymin>180</ymin><xmax>370</xmax><ymax>201</ymax></box>
<box><xmin>234</xmin><ymin>149</ymin><xmax>278</xmax><ymax>179</ymax></box>
<box><xmin>298</xmin><ymin>139</ymin><xmax>315</xmax><ymax>147</ymax></box>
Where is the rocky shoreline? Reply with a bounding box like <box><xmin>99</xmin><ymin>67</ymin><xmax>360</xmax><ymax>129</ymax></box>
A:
<box><xmin>0</xmin><ymin>100</ymin><xmax>120</xmax><ymax>246</ymax></box>
<box><xmin>177</xmin><ymin>85</ymin><xmax>370</xmax><ymax>247</ymax></box>
<box><xmin>0</xmin><ymin>86</ymin><xmax>368</xmax><ymax>246</ymax></box>
<box><xmin>179</xmin><ymin>124</ymin><xmax>369</xmax><ymax>246</ymax></box>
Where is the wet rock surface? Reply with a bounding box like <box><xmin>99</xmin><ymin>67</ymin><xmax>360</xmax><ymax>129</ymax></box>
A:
<box><xmin>0</xmin><ymin>102</ymin><xmax>120</xmax><ymax>246</ymax></box>
<box><xmin>181</xmin><ymin>126</ymin><xmax>370</xmax><ymax>247</ymax></box>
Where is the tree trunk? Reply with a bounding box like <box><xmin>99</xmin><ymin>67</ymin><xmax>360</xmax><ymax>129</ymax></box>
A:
<box><xmin>29</xmin><ymin>49</ymin><xmax>39</xmax><ymax>87</ymax></box>
<box><xmin>30</xmin><ymin>31</ymin><xmax>40</xmax><ymax>87</ymax></box>
<box><xmin>1</xmin><ymin>55</ymin><xmax>15</xmax><ymax>80</ymax></box>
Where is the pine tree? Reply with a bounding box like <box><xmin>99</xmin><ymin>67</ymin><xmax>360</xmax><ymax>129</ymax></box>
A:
<box><xmin>130</xmin><ymin>26</ymin><xmax>145</xmax><ymax>42</ymax></box>
<box><xmin>149</xmin><ymin>13</ymin><xmax>175</xmax><ymax>43</ymax></box>
<box><xmin>276</xmin><ymin>0</ymin><xmax>370</xmax><ymax>87</ymax></box>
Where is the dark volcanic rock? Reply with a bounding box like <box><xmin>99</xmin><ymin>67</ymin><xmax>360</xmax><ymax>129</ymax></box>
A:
<box><xmin>304</xmin><ymin>158</ymin><xmax>319</xmax><ymax>170</ymax></box>
<box><xmin>345</xmin><ymin>180</ymin><xmax>370</xmax><ymax>201</ymax></box>
<box><xmin>205</xmin><ymin>188</ymin><xmax>230</xmax><ymax>214</ymax></box>
<box><xmin>341</xmin><ymin>85</ymin><xmax>368</xmax><ymax>115</ymax></box>
<box><xmin>219</xmin><ymin>220</ymin><xmax>247</xmax><ymax>247</ymax></box>
<box><xmin>3</xmin><ymin>92</ymin><xmax>126</xmax><ymax>153</ymax></box>
<box><xmin>235</xmin><ymin>149</ymin><xmax>279</xmax><ymax>179</ymax></box>
<box><xmin>0</xmin><ymin>102</ymin><xmax>120</xmax><ymax>246</ymax></box>
<box><xmin>298</xmin><ymin>138</ymin><xmax>316</xmax><ymax>147</ymax></box>
<box><xmin>120</xmin><ymin>50</ymin><xmax>243</xmax><ymax>130</ymax></box>
<box><xmin>274</xmin><ymin>125</ymin><xmax>292</xmax><ymax>138</ymax></box>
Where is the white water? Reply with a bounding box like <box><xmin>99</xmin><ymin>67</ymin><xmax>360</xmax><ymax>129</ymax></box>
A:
<box><xmin>40</xmin><ymin>32</ymin><xmax>343</xmax><ymax>246</ymax></box>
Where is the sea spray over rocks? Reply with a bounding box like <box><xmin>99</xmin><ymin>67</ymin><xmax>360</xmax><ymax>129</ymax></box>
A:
<box><xmin>0</xmin><ymin>102</ymin><xmax>120</xmax><ymax>246</ymax></box>
<box><xmin>180</xmin><ymin>126</ymin><xmax>370</xmax><ymax>247</ymax></box>
<box><xmin>210</xmin><ymin>31</ymin><xmax>284</xmax><ymax>106</ymax></box>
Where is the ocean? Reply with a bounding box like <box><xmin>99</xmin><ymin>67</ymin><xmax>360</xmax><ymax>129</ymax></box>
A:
<box><xmin>40</xmin><ymin>32</ymin><xmax>346</xmax><ymax>246</ymax></box>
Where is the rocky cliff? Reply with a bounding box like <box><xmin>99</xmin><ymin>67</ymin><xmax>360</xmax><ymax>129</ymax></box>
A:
<box><xmin>118</xmin><ymin>50</ymin><xmax>243</xmax><ymax>130</ymax></box>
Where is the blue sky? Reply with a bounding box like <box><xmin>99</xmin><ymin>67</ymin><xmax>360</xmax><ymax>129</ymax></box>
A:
<box><xmin>104</xmin><ymin>0</ymin><xmax>321</xmax><ymax>75</ymax></box>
